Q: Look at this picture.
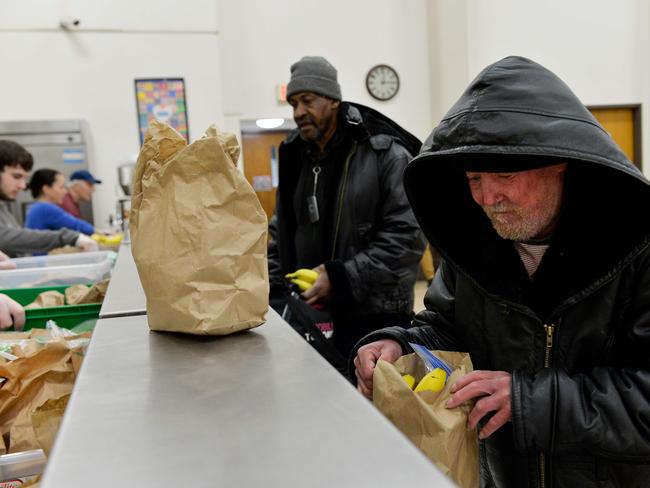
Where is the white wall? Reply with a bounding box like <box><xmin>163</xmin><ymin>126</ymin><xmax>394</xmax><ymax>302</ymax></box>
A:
<box><xmin>0</xmin><ymin>0</ymin><xmax>219</xmax><ymax>32</ymax></box>
<box><xmin>428</xmin><ymin>0</ymin><xmax>650</xmax><ymax>174</ymax></box>
<box><xmin>2</xmin><ymin>0</ymin><xmax>649</xmax><ymax>228</ymax></box>
<box><xmin>217</xmin><ymin>0</ymin><xmax>433</xmax><ymax>144</ymax></box>
<box><xmin>0</xmin><ymin>1</ymin><xmax>222</xmax><ymax>227</ymax></box>
<box><xmin>466</xmin><ymin>0</ymin><xmax>641</xmax><ymax>106</ymax></box>
<box><xmin>426</xmin><ymin>0</ymin><xmax>470</xmax><ymax>125</ymax></box>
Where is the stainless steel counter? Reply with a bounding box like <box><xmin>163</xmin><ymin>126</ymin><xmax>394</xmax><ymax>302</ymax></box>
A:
<box><xmin>41</xmin><ymin>311</ymin><xmax>452</xmax><ymax>487</ymax></box>
<box><xmin>99</xmin><ymin>243</ymin><xmax>146</xmax><ymax>318</ymax></box>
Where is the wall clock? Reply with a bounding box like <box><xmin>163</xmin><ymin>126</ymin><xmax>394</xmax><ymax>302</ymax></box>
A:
<box><xmin>365</xmin><ymin>64</ymin><xmax>400</xmax><ymax>101</ymax></box>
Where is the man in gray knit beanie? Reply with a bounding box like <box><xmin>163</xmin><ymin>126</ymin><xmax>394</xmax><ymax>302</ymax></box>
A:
<box><xmin>269</xmin><ymin>55</ymin><xmax>424</xmax><ymax>369</ymax></box>
<box><xmin>285</xmin><ymin>56</ymin><xmax>342</xmax><ymax>150</ymax></box>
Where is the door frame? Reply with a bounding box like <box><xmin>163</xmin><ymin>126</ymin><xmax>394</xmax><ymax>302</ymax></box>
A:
<box><xmin>587</xmin><ymin>103</ymin><xmax>642</xmax><ymax>169</ymax></box>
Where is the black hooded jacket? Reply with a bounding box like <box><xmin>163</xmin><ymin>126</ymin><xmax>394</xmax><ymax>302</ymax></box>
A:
<box><xmin>355</xmin><ymin>57</ymin><xmax>650</xmax><ymax>487</ymax></box>
<box><xmin>268</xmin><ymin>102</ymin><xmax>425</xmax><ymax>331</ymax></box>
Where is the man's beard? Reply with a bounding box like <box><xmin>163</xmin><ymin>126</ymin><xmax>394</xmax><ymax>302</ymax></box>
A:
<box><xmin>296</xmin><ymin>116</ymin><xmax>328</xmax><ymax>145</ymax></box>
<box><xmin>299</xmin><ymin>125</ymin><xmax>325</xmax><ymax>143</ymax></box>
<box><xmin>483</xmin><ymin>200</ymin><xmax>558</xmax><ymax>241</ymax></box>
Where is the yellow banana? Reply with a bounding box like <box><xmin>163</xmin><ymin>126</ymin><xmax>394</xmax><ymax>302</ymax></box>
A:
<box><xmin>414</xmin><ymin>368</ymin><xmax>447</xmax><ymax>393</ymax></box>
<box><xmin>289</xmin><ymin>278</ymin><xmax>313</xmax><ymax>291</ymax></box>
<box><xmin>91</xmin><ymin>233</ymin><xmax>124</xmax><ymax>245</ymax></box>
<box><xmin>402</xmin><ymin>374</ymin><xmax>416</xmax><ymax>389</ymax></box>
<box><xmin>285</xmin><ymin>268</ymin><xmax>319</xmax><ymax>284</ymax></box>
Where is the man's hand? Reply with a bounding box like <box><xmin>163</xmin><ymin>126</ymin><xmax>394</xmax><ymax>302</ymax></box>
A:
<box><xmin>302</xmin><ymin>264</ymin><xmax>332</xmax><ymax>305</ymax></box>
<box><xmin>353</xmin><ymin>339</ymin><xmax>403</xmax><ymax>399</ymax></box>
<box><xmin>0</xmin><ymin>294</ymin><xmax>25</xmax><ymax>331</ymax></box>
<box><xmin>0</xmin><ymin>251</ymin><xmax>15</xmax><ymax>270</ymax></box>
<box><xmin>446</xmin><ymin>370</ymin><xmax>512</xmax><ymax>439</ymax></box>
<box><xmin>75</xmin><ymin>234</ymin><xmax>99</xmax><ymax>252</ymax></box>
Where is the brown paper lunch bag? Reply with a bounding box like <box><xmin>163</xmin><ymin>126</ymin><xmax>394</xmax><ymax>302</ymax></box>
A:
<box><xmin>373</xmin><ymin>350</ymin><xmax>479</xmax><ymax>488</ymax></box>
<box><xmin>130</xmin><ymin>121</ymin><xmax>269</xmax><ymax>335</ymax></box>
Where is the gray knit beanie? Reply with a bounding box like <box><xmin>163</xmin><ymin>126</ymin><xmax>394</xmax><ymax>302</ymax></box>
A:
<box><xmin>286</xmin><ymin>56</ymin><xmax>342</xmax><ymax>101</ymax></box>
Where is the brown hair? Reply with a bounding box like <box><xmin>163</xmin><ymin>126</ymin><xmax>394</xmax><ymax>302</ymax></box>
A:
<box><xmin>0</xmin><ymin>140</ymin><xmax>34</xmax><ymax>172</ymax></box>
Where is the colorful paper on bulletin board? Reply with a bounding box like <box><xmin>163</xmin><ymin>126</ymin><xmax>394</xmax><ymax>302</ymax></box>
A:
<box><xmin>134</xmin><ymin>78</ymin><xmax>189</xmax><ymax>144</ymax></box>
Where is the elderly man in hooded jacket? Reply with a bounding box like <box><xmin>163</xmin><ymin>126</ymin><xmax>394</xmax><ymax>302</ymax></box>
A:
<box><xmin>353</xmin><ymin>56</ymin><xmax>650</xmax><ymax>487</ymax></box>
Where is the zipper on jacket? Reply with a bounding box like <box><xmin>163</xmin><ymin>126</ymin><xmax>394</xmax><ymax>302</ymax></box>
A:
<box><xmin>539</xmin><ymin>323</ymin><xmax>555</xmax><ymax>488</ymax></box>
<box><xmin>543</xmin><ymin>324</ymin><xmax>555</xmax><ymax>368</ymax></box>
<box><xmin>539</xmin><ymin>454</ymin><xmax>546</xmax><ymax>488</ymax></box>
<box><xmin>330</xmin><ymin>141</ymin><xmax>357</xmax><ymax>260</ymax></box>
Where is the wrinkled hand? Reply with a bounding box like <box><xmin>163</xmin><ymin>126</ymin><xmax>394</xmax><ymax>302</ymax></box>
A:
<box><xmin>354</xmin><ymin>339</ymin><xmax>403</xmax><ymax>399</ymax></box>
<box><xmin>0</xmin><ymin>294</ymin><xmax>25</xmax><ymax>331</ymax></box>
<box><xmin>0</xmin><ymin>250</ymin><xmax>15</xmax><ymax>270</ymax></box>
<box><xmin>302</xmin><ymin>264</ymin><xmax>332</xmax><ymax>305</ymax></box>
<box><xmin>75</xmin><ymin>234</ymin><xmax>99</xmax><ymax>252</ymax></box>
<box><xmin>446</xmin><ymin>370</ymin><xmax>512</xmax><ymax>439</ymax></box>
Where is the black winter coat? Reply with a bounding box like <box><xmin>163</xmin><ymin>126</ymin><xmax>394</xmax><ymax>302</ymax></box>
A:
<box><xmin>355</xmin><ymin>57</ymin><xmax>650</xmax><ymax>487</ymax></box>
<box><xmin>268</xmin><ymin>103</ymin><xmax>425</xmax><ymax>319</ymax></box>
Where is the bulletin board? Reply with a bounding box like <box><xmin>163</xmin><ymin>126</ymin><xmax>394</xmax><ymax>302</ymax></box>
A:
<box><xmin>135</xmin><ymin>78</ymin><xmax>189</xmax><ymax>144</ymax></box>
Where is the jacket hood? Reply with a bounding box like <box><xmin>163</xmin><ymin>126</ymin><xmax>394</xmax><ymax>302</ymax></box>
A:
<box><xmin>404</xmin><ymin>56</ymin><xmax>650</xmax><ymax>310</ymax></box>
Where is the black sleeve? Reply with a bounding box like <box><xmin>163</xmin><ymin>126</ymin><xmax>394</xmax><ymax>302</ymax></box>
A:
<box><xmin>267</xmin><ymin>210</ymin><xmax>283</xmax><ymax>289</ymax></box>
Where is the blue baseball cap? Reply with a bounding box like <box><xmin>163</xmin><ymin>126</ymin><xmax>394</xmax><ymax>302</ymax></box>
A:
<box><xmin>70</xmin><ymin>170</ymin><xmax>102</xmax><ymax>185</ymax></box>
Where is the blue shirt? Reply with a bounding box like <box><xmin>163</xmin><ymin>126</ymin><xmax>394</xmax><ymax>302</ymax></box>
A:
<box><xmin>26</xmin><ymin>201</ymin><xmax>94</xmax><ymax>235</ymax></box>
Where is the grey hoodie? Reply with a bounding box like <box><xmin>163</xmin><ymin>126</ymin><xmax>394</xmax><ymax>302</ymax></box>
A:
<box><xmin>0</xmin><ymin>202</ymin><xmax>79</xmax><ymax>256</ymax></box>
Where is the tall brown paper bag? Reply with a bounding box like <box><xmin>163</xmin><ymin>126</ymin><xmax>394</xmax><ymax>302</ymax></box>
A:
<box><xmin>373</xmin><ymin>351</ymin><xmax>479</xmax><ymax>488</ymax></box>
<box><xmin>130</xmin><ymin>121</ymin><xmax>269</xmax><ymax>335</ymax></box>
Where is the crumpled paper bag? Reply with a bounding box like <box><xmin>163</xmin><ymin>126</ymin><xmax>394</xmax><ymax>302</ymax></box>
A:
<box><xmin>32</xmin><ymin>394</ymin><xmax>70</xmax><ymax>456</ymax></box>
<box><xmin>65</xmin><ymin>279</ymin><xmax>109</xmax><ymax>305</ymax></box>
<box><xmin>0</xmin><ymin>341</ymin><xmax>74</xmax><ymax>453</ymax></box>
<box><xmin>373</xmin><ymin>350</ymin><xmax>479</xmax><ymax>488</ymax></box>
<box><xmin>130</xmin><ymin>121</ymin><xmax>269</xmax><ymax>335</ymax></box>
<box><xmin>48</xmin><ymin>245</ymin><xmax>81</xmax><ymax>255</ymax></box>
<box><xmin>0</xmin><ymin>328</ymin><xmax>91</xmax><ymax>454</ymax></box>
<box><xmin>25</xmin><ymin>291</ymin><xmax>65</xmax><ymax>309</ymax></box>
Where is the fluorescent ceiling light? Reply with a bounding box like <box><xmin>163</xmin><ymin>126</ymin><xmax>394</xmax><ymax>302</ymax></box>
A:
<box><xmin>255</xmin><ymin>118</ymin><xmax>284</xmax><ymax>129</ymax></box>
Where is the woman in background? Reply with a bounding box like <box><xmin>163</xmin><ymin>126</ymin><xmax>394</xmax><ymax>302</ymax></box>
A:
<box><xmin>26</xmin><ymin>169</ymin><xmax>94</xmax><ymax>235</ymax></box>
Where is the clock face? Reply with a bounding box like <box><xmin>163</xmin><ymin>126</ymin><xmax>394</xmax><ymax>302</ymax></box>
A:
<box><xmin>366</xmin><ymin>64</ymin><xmax>400</xmax><ymax>101</ymax></box>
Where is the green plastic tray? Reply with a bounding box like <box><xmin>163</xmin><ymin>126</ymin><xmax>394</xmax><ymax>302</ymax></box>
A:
<box><xmin>0</xmin><ymin>285</ymin><xmax>101</xmax><ymax>331</ymax></box>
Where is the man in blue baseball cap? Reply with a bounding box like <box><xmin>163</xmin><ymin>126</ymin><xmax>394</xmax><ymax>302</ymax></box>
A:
<box><xmin>60</xmin><ymin>169</ymin><xmax>101</xmax><ymax>219</ymax></box>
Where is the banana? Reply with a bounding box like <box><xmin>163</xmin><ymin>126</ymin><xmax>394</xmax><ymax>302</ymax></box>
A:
<box><xmin>91</xmin><ymin>233</ymin><xmax>124</xmax><ymax>246</ymax></box>
<box><xmin>414</xmin><ymin>368</ymin><xmax>447</xmax><ymax>393</ymax></box>
<box><xmin>289</xmin><ymin>278</ymin><xmax>313</xmax><ymax>291</ymax></box>
<box><xmin>402</xmin><ymin>374</ymin><xmax>416</xmax><ymax>389</ymax></box>
<box><xmin>285</xmin><ymin>268</ymin><xmax>319</xmax><ymax>284</ymax></box>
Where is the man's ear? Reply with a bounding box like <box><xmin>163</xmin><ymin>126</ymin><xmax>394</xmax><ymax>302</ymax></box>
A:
<box><xmin>331</xmin><ymin>99</ymin><xmax>340</xmax><ymax>110</ymax></box>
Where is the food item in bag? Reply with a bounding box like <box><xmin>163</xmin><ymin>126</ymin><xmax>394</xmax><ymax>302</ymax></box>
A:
<box><xmin>130</xmin><ymin>121</ymin><xmax>269</xmax><ymax>335</ymax></box>
<box><xmin>373</xmin><ymin>350</ymin><xmax>479</xmax><ymax>488</ymax></box>
<box><xmin>414</xmin><ymin>368</ymin><xmax>447</xmax><ymax>392</ymax></box>
<box><xmin>402</xmin><ymin>374</ymin><xmax>416</xmax><ymax>389</ymax></box>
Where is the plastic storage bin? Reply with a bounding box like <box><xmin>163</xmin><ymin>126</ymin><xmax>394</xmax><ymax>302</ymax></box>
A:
<box><xmin>0</xmin><ymin>285</ymin><xmax>101</xmax><ymax>330</ymax></box>
<box><xmin>0</xmin><ymin>251</ymin><xmax>115</xmax><ymax>289</ymax></box>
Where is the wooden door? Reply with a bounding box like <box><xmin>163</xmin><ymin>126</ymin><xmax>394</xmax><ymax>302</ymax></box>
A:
<box><xmin>241</xmin><ymin>131</ymin><xmax>289</xmax><ymax>218</ymax></box>
<box><xmin>589</xmin><ymin>106</ymin><xmax>641</xmax><ymax>169</ymax></box>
